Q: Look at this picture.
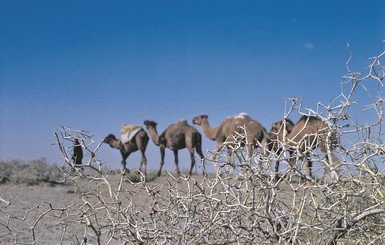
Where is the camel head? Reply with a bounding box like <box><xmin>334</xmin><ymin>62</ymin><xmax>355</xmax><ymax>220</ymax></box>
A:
<box><xmin>268</xmin><ymin>119</ymin><xmax>294</xmax><ymax>143</ymax></box>
<box><xmin>103</xmin><ymin>134</ymin><xmax>118</xmax><ymax>144</ymax></box>
<box><xmin>192</xmin><ymin>114</ymin><xmax>208</xmax><ymax>126</ymax></box>
<box><xmin>143</xmin><ymin>120</ymin><xmax>157</xmax><ymax>129</ymax></box>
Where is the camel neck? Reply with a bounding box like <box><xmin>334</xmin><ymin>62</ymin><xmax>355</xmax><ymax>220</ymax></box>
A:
<box><xmin>147</xmin><ymin>126</ymin><xmax>160</xmax><ymax>146</ymax></box>
<box><xmin>109</xmin><ymin>138</ymin><xmax>121</xmax><ymax>149</ymax></box>
<box><xmin>200</xmin><ymin>119</ymin><xmax>218</xmax><ymax>141</ymax></box>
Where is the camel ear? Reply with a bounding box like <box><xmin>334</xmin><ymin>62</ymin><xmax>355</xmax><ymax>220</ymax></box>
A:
<box><xmin>144</xmin><ymin>120</ymin><xmax>153</xmax><ymax>126</ymax></box>
<box><xmin>144</xmin><ymin>120</ymin><xmax>157</xmax><ymax>126</ymax></box>
<box><xmin>201</xmin><ymin>114</ymin><xmax>208</xmax><ymax>118</ymax></box>
<box><xmin>103</xmin><ymin>134</ymin><xmax>113</xmax><ymax>142</ymax></box>
<box><xmin>270</xmin><ymin>121</ymin><xmax>282</xmax><ymax>133</ymax></box>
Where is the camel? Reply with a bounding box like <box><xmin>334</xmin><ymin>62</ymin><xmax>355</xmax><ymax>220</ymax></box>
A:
<box><xmin>268</xmin><ymin>119</ymin><xmax>294</xmax><ymax>175</ymax></box>
<box><xmin>103</xmin><ymin>126</ymin><xmax>149</xmax><ymax>175</ymax></box>
<box><xmin>143</xmin><ymin>119</ymin><xmax>205</xmax><ymax>176</ymax></box>
<box><xmin>192</xmin><ymin>113</ymin><xmax>268</xmax><ymax>161</ymax></box>
<box><xmin>269</xmin><ymin>115</ymin><xmax>339</xmax><ymax>182</ymax></box>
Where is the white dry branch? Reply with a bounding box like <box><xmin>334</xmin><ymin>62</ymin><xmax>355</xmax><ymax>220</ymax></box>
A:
<box><xmin>1</xmin><ymin>47</ymin><xmax>385</xmax><ymax>244</ymax></box>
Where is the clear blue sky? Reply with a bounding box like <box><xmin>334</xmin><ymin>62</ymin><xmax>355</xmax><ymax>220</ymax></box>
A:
<box><xmin>1</xmin><ymin>1</ymin><xmax>384</xmax><ymax>172</ymax></box>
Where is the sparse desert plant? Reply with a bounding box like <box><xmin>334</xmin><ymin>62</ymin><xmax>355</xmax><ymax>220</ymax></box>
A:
<box><xmin>0</xmin><ymin>158</ymin><xmax>64</xmax><ymax>185</ymax></box>
<box><xmin>1</xmin><ymin>47</ymin><xmax>385</xmax><ymax>244</ymax></box>
<box><xmin>0</xmin><ymin>159</ymin><xmax>22</xmax><ymax>183</ymax></box>
<box><xmin>124</xmin><ymin>170</ymin><xmax>158</xmax><ymax>183</ymax></box>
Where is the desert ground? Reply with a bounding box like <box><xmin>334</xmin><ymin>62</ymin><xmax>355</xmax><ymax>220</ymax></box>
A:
<box><xmin>0</xmin><ymin>170</ymin><xmax>214</xmax><ymax>244</ymax></box>
<box><xmin>2</xmin><ymin>164</ymin><xmax>383</xmax><ymax>244</ymax></box>
<box><xmin>1</xmin><ymin>170</ymin><xmax>150</xmax><ymax>244</ymax></box>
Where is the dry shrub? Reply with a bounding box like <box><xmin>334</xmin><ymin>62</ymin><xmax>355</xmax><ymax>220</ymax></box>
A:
<box><xmin>124</xmin><ymin>170</ymin><xmax>158</xmax><ymax>183</ymax></box>
<box><xmin>0</xmin><ymin>158</ymin><xmax>64</xmax><ymax>185</ymax></box>
<box><xmin>1</xmin><ymin>47</ymin><xmax>385</xmax><ymax>244</ymax></box>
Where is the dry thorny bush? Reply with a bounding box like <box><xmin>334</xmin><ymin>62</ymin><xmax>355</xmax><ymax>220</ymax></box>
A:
<box><xmin>1</xmin><ymin>47</ymin><xmax>385</xmax><ymax>244</ymax></box>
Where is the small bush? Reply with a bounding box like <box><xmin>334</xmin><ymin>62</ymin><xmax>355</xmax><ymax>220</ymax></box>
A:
<box><xmin>124</xmin><ymin>170</ymin><xmax>158</xmax><ymax>183</ymax></box>
<box><xmin>0</xmin><ymin>159</ymin><xmax>21</xmax><ymax>183</ymax></box>
<box><xmin>0</xmin><ymin>158</ymin><xmax>64</xmax><ymax>185</ymax></box>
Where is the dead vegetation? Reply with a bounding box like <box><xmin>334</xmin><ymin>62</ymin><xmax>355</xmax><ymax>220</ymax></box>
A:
<box><xmin>0</xmin><ymin>159</ymin><xmax>64</xmax><ymax>186</ymax></box>
<box><xmin>1</xmin><ymin>47</ymin><xmax>385</xmax><ymax>244</ymax></box>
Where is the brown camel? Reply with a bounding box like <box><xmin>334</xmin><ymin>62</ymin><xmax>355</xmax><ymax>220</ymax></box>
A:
<box><xmin>268</xmin><ymin>119</ymin><xmax>294</xmax><ymax>175</ymax></box>
<box><xmin>103</xmin><ymin>127</ymin><xmax>149</xmax><ymax>175</ymax></box>
<box><xmin>269</xmin><ymin>115</ymin><xmax>339</xmax><ymax>182</ymax></box>
<box><xmin>143</xmin><ymin>119</ymin><xmax>205</xmax><ymax>176</ymax></box>
<box><xmin>192</xmin><ymin>113</ymin><xmax>267</xmax><ymax>161</ymax></box>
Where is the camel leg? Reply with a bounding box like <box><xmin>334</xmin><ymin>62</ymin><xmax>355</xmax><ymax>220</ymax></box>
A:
<box><xmin>247</xmin><ymin>144</ymin><xmax>254</xmax><ymax>161</ymax></box>
<box><xmin>173</xmin><ymin>149</ymin><xmax>181</xmax><ymax>175</ymax></box>
<box><xmin>320</xmin><ymin>151</ymin><xmax>340</xmax><ymax>183</ymax></box>
<box><xmin>286</xmin><ymin>151</ymin><xmax>313</xmax><ymax>182</ymax></box>
<box><xmin>227</xmin><ymin>146</ymin><xmax>234</xmax><ymax>165</ymax></box>
<box><xmin>158</xmin><ymin>146</ymin><xmax>166</xmax><ymax>176</ymax></box>
<box><xmin>274</xmin><ymin>160</ymin><xmax>280</xmax><ymax>180</ymax></box>
<box><xmin>271</xmin><ymin>148</ymin><xmax>283</xmax><ymax>180</ymax></box>
<box><xmin>120</xmin><ymin>149</ymin><xmax>130</xmax><ymax>175</ymax></box>
<box><xmin>283</xmin><ymin>150</ymin><xmax>296</xmax><ymax>181</ymax></box>
<box><xmin>319</xmin><ymin>143</ymin><xmax>340</xmax><ymax>183</ymax></box>
<box><xmin>212</xmin><ymin>141</ymin><xmax>224</xmax><ymax>162</ymax></box>
<box><xmin>195</xmin><ymin>144</ymin><xmax>206</xmax><ymax>176</ymax></box>
<box><xmin>302</xmin><ymin>154</ymin><xmax>312</xmax><ymax>181</ymax></box>
<box><xmin>319</xmin><ymin>163</ymin><xmax>328</xmax><ymax>184</ymax></box>
<box><xmin>121</xmin><ymin>160</ymin><xmax>127</xmax><ymax>174</ymax></box>
<box><xmin>140</xmin><ymin>149</ymin><xmax>147</xmax><ymax>176</ymax></box>
<box><xmin>188</xmin><ymin>148</ymin><xmax>195</xmax><ymax>176</ymax></box>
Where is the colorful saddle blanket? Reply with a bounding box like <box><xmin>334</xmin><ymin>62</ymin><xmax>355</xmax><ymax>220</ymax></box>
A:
<box><xmin>120</xmin><ymin>124</ymin><xmax>142</xmax><ymax>144</ymax></box>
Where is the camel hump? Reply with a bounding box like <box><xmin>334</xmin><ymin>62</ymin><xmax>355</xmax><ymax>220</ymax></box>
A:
<box><xmin>176</xmin><ymin>119</ymin><xmax>188</xmax><ymax>125</ymax></box>
<box><xmin>236</xmin><ymin>112</ymin><xmax>249</xmax><ymax>119</ymax></box>
<box><xmin>298</xmin><ymin>115</ymin><xmax>321</xmax><ymax>124</ymax></box>
<box><xmin>121</xmin><ymin>124</ymin><xmax>142</xmax><ymax>144</ymax></box>
<box><xmin>225</xmin><ymin>112</ymin><xmax>249</xmax><ymax>121</ymax></box>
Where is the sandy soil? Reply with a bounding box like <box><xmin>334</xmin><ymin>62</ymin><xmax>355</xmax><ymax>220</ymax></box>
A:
<box><xmin>0</xmin><ymin>171</ymin><xmax>299</xmax><ymax>245</ymax></box>
<box><xmin>0</xmin><ymin>172</ymin><xmax>157</xmax><ymax>244</ymax></box>
<box><xmin>0</xmin><ymin>171</ymin><xmax>210</xmax><ymax>244</ymax></box>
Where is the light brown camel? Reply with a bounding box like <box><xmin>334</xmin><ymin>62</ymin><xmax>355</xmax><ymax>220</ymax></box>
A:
<box><xmin>192</xmin><ymin>113</ymin><xmax>267</xmax><ymax>161</ymax></box>
<box><xmin>103</xmin><ymin>127</ymin><xmax>149</xmax><ymax>175</ymax></box>
<box><xmin>143</xmin><ymin>119</ymin><xmax>205</xmax><ymax>176</ymax></box>
<box><xmin>269</xmin><ymin>115</ymin><xmax>339</xmax><ymax>182</ymax></box>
